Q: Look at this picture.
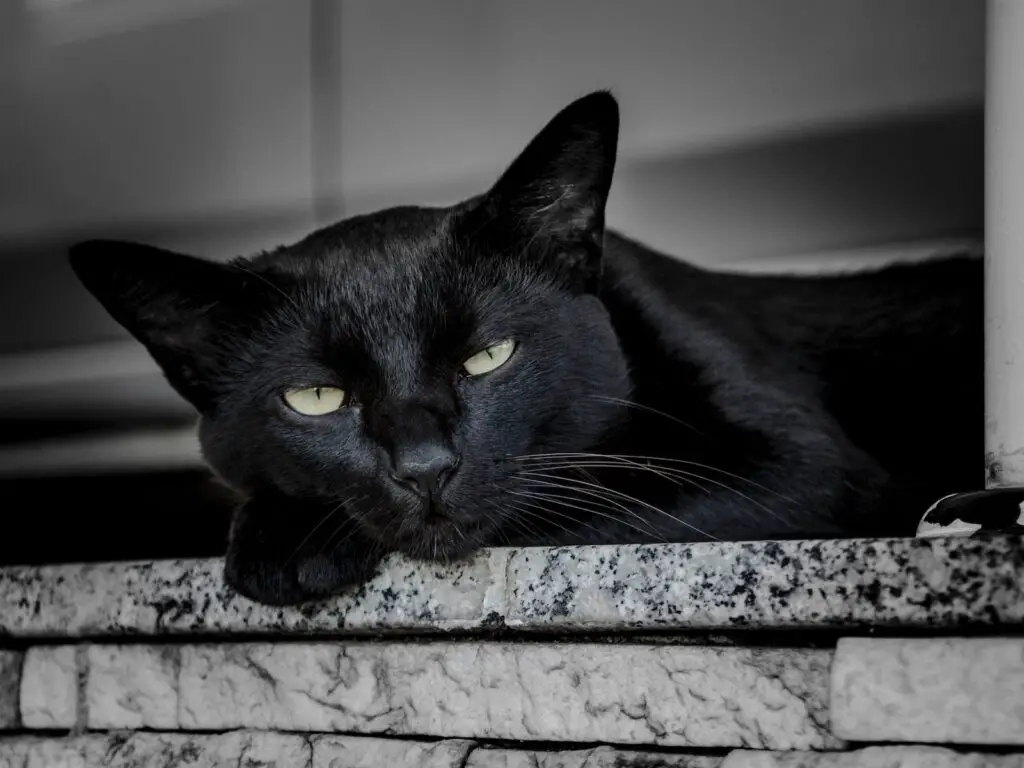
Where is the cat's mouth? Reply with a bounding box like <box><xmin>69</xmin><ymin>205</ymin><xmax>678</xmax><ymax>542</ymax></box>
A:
<box><xmin>388</xmin><ymin>510</ymin><xmax>478</xmax><ymax>562</ymax></box>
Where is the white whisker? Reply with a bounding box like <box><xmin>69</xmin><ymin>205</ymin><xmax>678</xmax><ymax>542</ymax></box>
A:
<box><xmin>589</xmin><ymin>394</ymin><xmax>703</xmax><ymax>435</ymax></box>
<box><xmin>512</xmin><ymin>471</ymin><xmax>717</xmax><ymax>541</ymax></box>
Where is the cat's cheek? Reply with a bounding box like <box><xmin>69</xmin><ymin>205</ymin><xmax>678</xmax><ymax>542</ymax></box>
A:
<box><xmin>196</xmin><ymin>417</ymin><xmax>251</xmax><ymax>493</ymax></box>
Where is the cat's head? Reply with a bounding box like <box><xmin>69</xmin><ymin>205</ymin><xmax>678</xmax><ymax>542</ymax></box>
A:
<box><xmin>70</xmin><ymin>91</ymin><xmax>631</xmax><ymax>602</ymax></box>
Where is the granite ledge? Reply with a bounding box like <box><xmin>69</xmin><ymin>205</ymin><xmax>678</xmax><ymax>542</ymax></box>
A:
<box><xmin>0</xmin><ymin>535</ymin><xmax>1021</xmax><ymax>638</ymax></box>
<box><xmin>720</xmin><ymin>746</ymin><xmax>1024</xmax><ymax>767</ymax></box>
<box><xmin>0</xmin><ymin>737</ymin><xmax>1022</xmax><ymax>768</ymax></box>
<box><xmin>0</xmin><ymin>732</ymin><xmax>721</xmax><ymax>768</ymax></box>
<box><xmin>0</xmin><ymin>732</ymin><xmax>476</xmax><ymax>768</ymax></box>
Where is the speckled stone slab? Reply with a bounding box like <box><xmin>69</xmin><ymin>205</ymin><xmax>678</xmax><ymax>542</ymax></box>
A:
<box><xmin>0</xmin><ymin>651</ymin><xmax>20</xmax><ymax>729</ymax></box>
<box><xmin>0</xmin><ymin>733</ymin><xmax>726</xmax><ymax>768</ymax></box>
<box><xmin>18</xmin><ymin>641</ymin><xmax>836</xmax><ymax>749</ymax></box>
<box><xmin>0</xmin><ymin>732</ymin><xmax>479</xmax><ymax>767</ymax></box>
<box><xmin>720</xmin><ymin>746</ymin><xmax>1024</xmax><ymax>767</ymax></box>
<box><xmin>1</xmin><ymin>536</ymin><xmax>1020</xmax><ymax>638</ymax></box>
<box><xmin>467</xmin><ymin>746</ymin><xmax>722</xmax><ymax>767</ymax></box>
<box><xmin>314</xmin><ymin>735</ymin><xmax>477</xmax><ymax>768</ymax></box>
<box><xmin>0</xmin><ymin>731</ymin><xmax>312</xmax><ymax>767</ymax></box>
<box><xmin>830</xmin><ymin>637</ymin><xmax>1024</xmax><ymax>745</ymax></box>
<box><xmin>503</xmin><ymin>536</ymin><xmax>1024</xmax><ymax>631</ymax></box>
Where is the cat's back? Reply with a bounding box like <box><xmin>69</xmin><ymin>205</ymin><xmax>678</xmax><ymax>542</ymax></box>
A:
<box><xmin>602</xmin><ymin>231</ymin><xmax>982</xmax><ymax>360</ymax></box>
<box><xmin>602</xmin><ymin>232</ymin><xmax>984</xmax><ymax>501</ymax></box>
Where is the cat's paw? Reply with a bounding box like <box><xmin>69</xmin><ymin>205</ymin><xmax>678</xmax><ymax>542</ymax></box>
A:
<box><xmin>224</xmin><ymin>551</ymin><xmax>382</xmax><ymax>607</ymax></box>
<box><xmin>223</xmin><ymin>495</ymin><xmax>384</xmax><ymax>606</ymax></box>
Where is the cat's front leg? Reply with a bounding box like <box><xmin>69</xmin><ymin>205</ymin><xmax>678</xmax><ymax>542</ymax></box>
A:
<box><xmin>223</xmin><ymin>493</ymin><xmax>384</xmax><ymax>606</ymax></box>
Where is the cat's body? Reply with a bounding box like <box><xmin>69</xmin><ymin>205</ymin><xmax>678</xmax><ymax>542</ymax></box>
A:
<box><xmin>594</xmin><ymin>235</ymin><xmax>981</xmax><ymax>543</ymax></box>
<box><xmin>70</xmin><ymin>92</ymin><xmax>983</xmax><ymax>605</ymax></box>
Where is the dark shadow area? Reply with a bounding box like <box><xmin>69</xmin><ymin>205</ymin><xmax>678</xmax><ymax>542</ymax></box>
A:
<box><xmin>0</xmin><ymin>470</ymin><xmax>234</xmax><ymax>566</ymax></box>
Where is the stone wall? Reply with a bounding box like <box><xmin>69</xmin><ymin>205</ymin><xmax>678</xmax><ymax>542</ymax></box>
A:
<box><xmin>1</xmin><ymin>536</ymin><xmax>1022</xmax><ymax>766</ymax></box>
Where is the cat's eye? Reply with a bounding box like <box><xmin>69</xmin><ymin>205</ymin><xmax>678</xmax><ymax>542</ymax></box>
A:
<box><xmin>463</xmin><ymin>339</ymin><xmax>516</xmax><ymax>377</ymax></box>
<box><xmin>282</xmin><ymin>386</ymin><xmax>346</xmax><ymax>415</ymax></box>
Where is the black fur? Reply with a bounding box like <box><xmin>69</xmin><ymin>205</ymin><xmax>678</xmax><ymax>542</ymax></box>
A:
<box><xmin>69</xmin><ymin>91</ymin><xmax>983</xmax><ymax>605</ymax></box>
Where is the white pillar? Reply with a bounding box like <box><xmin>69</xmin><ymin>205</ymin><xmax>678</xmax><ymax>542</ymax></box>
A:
<box><xmin>985</xmin><ymin>0</ymin><xmax>1024</xmax><ymax>488</ymax></box>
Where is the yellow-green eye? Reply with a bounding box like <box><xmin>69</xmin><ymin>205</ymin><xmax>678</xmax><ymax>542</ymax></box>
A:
<box><xmin>463</xmin><ymin>339</ymin><xmax>516</xmax><ymax>376</ymax></box>
<box><xmin>283</xmin><ymin>386</ymin><xmax>346</xmax><ymax>415</ymax></box>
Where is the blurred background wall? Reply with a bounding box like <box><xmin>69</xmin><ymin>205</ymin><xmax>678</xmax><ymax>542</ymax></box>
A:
<box><xmin>0</xmin><ymin>0</ymin><xmax>985</xmax><ymax>563</ymax></box>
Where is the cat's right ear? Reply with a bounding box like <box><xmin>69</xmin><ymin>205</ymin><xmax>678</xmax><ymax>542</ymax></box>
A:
<box><xmin>461</xmin><ymin>90</ymin><xmax>620</xmax><ymax>293</ymax></box>
<box><xmin>69</xmin><ymin>240</ymin><xmax>249</xmax><ymax>412</ymax></box>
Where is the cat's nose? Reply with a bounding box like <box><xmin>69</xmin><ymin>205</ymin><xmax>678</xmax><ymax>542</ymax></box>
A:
<box><xmin>389</xmin><ymin>447</ymin><xmax>460</xmax><ymax>496</ymax></box>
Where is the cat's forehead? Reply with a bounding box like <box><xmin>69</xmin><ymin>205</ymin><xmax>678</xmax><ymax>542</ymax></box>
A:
<box><xmin>249</xmin><ymin>204</ymin><xmax>496</xmax><ymax>348</ymax></box>
<box><xmin>254</xmin><ymin>205</ymin><xmax>455</xmax><ymax>297</ymax></box>
<box><xmin>262</xmin><ymin>205</ymin><xmax>454</xmax><ymax>270</ymax></box>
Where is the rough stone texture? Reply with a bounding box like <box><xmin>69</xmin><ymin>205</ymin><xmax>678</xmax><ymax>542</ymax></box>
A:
<box><xmin>86</xmin><ymin>645</ymin><xmax>179</xmax><ymax>730</ymax></box>
<box><xmin>313</xmin><ymin>735</ymin><xmax>476</xmax><ymax>767</ymax></box>
<box><xmin>1</xmin><ymin>536</ymin><xmax>1021</xmax><ymax>638</ymax></box>
<box><xmin>8</xmin><ymin>740</ymin><xmax>1016</xmax><ymax>768</ymax></box>
<box><xmin>467</xmin><ymin>745</ymin><xmax>721</xmax><ymax>767</ymax></box>
<box><xmin>0</xmin><ymin>731</ymin><xmax>311</xmax><ymax>767</ymax></box>
<box><xmin>830</xmin><ymin>636</ymin><xmax>1024</xmax><ymax>745</ymax></box>
<box><xmin>0</xmin><ymin>733</ymin><xmax>482</xmax><ymax>767</ymax></box>
<box><xmin>720</xmin><ymin>746</ymin><xmax>1024</xmax><ymax>767</ymax></box>
<box><xmin>0</xmin><ymin>739</ymin><xmax>29</xmax><ymax>768</ymax></box>
<box><xmin>0</xmin><ymin>652</ymin><xmax>20</xmax><ymax>729</ymax></box>
<box><xmin>19</xmin><ymin>646</ymin><xmax>76</xmax><ymax>729</ymax></box>
<box><xmin>173</xmin><ymin>641</ymin><xmax>836</xmax><ymax>749</ymax></box>
<box><xmin>16</xmin><ymin>641</ymin><xmax>816</xmax><ymax>747</ymax></box>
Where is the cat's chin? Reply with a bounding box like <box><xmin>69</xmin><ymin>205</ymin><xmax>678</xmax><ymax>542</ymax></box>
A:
<box><xmin>388</xmin><ymin>518</ymin><xmax>484</xmax><ymax>564</ymax></box>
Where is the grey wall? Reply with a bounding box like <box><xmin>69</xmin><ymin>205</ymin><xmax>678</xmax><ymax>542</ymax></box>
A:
<box><xmin>333</xmin><ymin>0</ymin><xmax>984</xmax><ymax>208</ymax></box>
<box><xmin>0</xmin><ymin>0</ymin><xmax>984</xmax><ymax>251</ymax></box>
<box><xmin>0</xmin><ymin>0</ymin><xmax>315</xmax><ymax>244</ymax></box>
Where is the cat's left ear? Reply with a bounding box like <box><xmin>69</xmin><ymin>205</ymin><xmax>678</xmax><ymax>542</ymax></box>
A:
<box><xmin>469</xmin><ymin>90</ymin><xmax>619</xmax><ymax>291</ymax></box>
<box><xmin>69</xmin><ymin>240</ymin><xmax>255</xmax><ymax>412</ymax></box>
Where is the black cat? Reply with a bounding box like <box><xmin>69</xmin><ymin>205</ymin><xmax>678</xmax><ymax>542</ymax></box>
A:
<box><xmin>70</xmin><ymin>91</ymin><xmax>983</xmax><ymax>606</ymax></box>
